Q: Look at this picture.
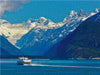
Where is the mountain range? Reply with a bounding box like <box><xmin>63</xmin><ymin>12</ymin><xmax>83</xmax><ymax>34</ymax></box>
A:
<box><xmin>48</xmin><ymin>12</ymin><xmax>100</xmax><ymax>60</ymax></box>
<box><xmin>15</xmin><ymin>9</ymin><xmax>99</xmax><ymax>55</ymax></box>
<box><xmin>0</xmin><ymin>8</ymin><xmax>99</xmax><ymax>55</ymax></box>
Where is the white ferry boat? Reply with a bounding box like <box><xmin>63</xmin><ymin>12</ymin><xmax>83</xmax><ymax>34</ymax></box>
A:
<box><xmin>17</xmin><ymin>57</ymin><xmax>32</xmax><ymax>65</ymax></box>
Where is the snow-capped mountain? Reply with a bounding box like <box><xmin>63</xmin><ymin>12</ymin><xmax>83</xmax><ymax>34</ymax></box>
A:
<box><xmin>49</xmin><ymin>12</ymin><xmax>100</xmax><ymax>60</ymax></box>
<box><xmin>0</xmin><ymin>8</ymin><xmax>99</xmax><ymax>53</ymax></box>
<box><xmin>14</xmin><ymin>9</ymin><xmax>99</xmax><ymax>55</ymax></box>
<box><xmin>0</xmin><ymin>17</ymin><xmax>63</xmax><ymax>45</ymax></box>
<box><xmin>0</xmin><ymin>19</ymin><xmax>29</xmax><ymax>45</ymax></box>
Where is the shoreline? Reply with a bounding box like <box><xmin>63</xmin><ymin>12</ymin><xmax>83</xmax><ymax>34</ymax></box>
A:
<box><xmin>1</xmin><ymin>57</ymin><xmax>100</xmax><ymax>60</ymax></box>
<box><xmin>0</xmin><ymin>59</ymin><xmax>50</xmax><ymax>60</ymax></box>
<box><xmin>0</xmin><ymin>59</ymin><xmax>100</xmax><ymax>60</ymax></box>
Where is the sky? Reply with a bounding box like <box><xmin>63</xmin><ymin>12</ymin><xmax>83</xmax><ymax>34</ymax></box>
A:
<box><xmin>0</xmin><ymin>0</ymin><xmax>100</xmax><ymax>24</ymax></box>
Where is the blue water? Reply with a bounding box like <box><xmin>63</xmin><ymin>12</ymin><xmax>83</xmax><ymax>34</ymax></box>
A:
<box><xmin>0</xmin><ymin>60</ymin><xmax>100</xmax><ymax>75</ymax></box>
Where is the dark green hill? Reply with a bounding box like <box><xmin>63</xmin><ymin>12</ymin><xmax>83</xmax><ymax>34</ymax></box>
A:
<box><xmin>0</xmin><ymin>36</ymin><xmax>22</xmax><ymax>58</ymax></box>
<box><xmin>48</xmin><ymin>13</ymin><xmax>100</xmax><ymax>59</ymax></box>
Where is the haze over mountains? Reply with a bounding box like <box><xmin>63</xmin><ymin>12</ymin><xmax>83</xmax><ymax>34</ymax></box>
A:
<box><xmin>48</xmin><ymin>12</ymin><xmax>100</xmax><ymax>60</ymax></box>
<box><xmin>0</xmin><ymin>8</ymin><xmax>100</xmax><ymax>56</ymax></box>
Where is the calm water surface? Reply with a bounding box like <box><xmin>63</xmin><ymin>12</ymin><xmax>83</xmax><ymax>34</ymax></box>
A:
<box><xmin>0</xmin><ymin>60</ymin><xmax>100</xmax><ymax>75</ymax></box>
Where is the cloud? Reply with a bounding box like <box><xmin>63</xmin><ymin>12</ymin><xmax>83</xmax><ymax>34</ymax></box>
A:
<box><xmin>0</xmin><ymin>0</ymin><xmax>29</xmax><ymax>18</ymax></box>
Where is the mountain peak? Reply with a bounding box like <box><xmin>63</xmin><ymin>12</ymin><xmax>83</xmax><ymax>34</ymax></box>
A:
<box><xmin>27</xmin><ymin>18</ymin><xmax>33</xmax><ymax>23</ymax></box>
<box><xmin>78</xmin><ymin>9</ymin><xmax>87</xmax><ymax>16</ymax></box>
<box><xmin>38</xmin><ymin>17</ymin><xmax>47</xmax><ymax>23</ymax></box>
<box><xmin>69</xmin><ymin>10</ymin><xmax>78</xmax><ymax>17</ymax></box>
<box><xmin>44</xmin><ymin>19</ymin><xmax>54</xmax><ymax>25</ymax></box>
<box><xmin>94</xmin><ymin>8</ymin><xmax>99</xmax><ymax>13</ymax></box>
<box><xmin>0</xmin><ymin>19</ymin><xmax>10</xmax><ymax>25</ymax></box>
<box><xmin>27</xmin><ymin>17</ymin><xmax>47</xmax><ymax>23</ymax></box>
<box><xmin>39</xmin><ymin>17</ymin><xmax>47</xmax><ymax>20</ymax></box>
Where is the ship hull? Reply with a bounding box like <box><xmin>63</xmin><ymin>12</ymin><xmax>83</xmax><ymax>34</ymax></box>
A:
<box><xmin>17</xmin><ymin>59</ymin><xmax>31</xmax><ymax>65</ymax></box>
<box><xmin>17</xmin><ymin>62</ymin><xmax>31</xmax><ymax>65</ymax></box>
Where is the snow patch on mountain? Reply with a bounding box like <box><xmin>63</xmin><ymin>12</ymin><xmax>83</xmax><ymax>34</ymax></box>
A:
<box><xmin>0</xmin><ymin>19</ymin><xmax>30</xmax><ymax>45</ymax></box>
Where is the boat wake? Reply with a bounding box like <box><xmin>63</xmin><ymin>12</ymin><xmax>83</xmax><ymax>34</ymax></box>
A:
<box><xmin>24</xmin><ymin>64</ymin><xmax>100</xmax><ymax>69</ymax></box>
